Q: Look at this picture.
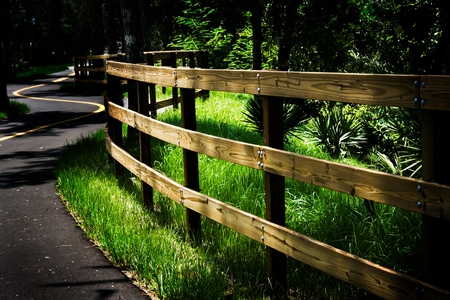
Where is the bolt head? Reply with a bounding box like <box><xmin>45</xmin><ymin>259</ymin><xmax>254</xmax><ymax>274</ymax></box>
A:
<box><xmin>417</xmin><ymin>201</ymin><xmax>422</xmax><ymax>209</ymax></box>
<box><xmin>421</xmin><ymin>81</ymin><xmax>426</xmax><ymax>88</ymax></box>
<box><xmin>421</xmin><ymin>99</ymin><xmax>426</xmax><ymax>106</ymax></box>
<box><xmin>414</xmin><ymin>98</ymin><xmax>419</xmax><ymax>105</ymax></box>
<box><xmin>417</xmin><ymin>185</ymin><xmax>422</xmax><ymax>192</ymax></box>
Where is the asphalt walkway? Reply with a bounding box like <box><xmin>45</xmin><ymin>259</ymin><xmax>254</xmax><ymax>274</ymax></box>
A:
<box><xmin>0</xmin><ymin>69</ymin><xmax>150</xmax><ymax>299</ymax></box>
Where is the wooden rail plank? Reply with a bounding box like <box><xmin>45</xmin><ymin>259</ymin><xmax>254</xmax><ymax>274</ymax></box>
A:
<box><xmin>107</xmin><ymin>61</ymin><xmax>427</xmax><ymax>109</ymax></box>
<box><xmin>420</xmin><ymin>75</ymin><xmax>450</xmax><ymax>111</ymax></box>
<box><xmin>104</xmin><ymin>131</ymin><xmax>450</xmax><ymax>300</ymax></box>
<box><xmin>107</xmin><ymin>102</ymin><xmax>450</xmax><ymax>220</ymax></box>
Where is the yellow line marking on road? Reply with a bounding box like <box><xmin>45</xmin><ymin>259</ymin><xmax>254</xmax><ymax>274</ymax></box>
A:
<box><xmin>0</xmin><ymin>75</ymin><xmax>105</xmax><ymax>142</ymax></box>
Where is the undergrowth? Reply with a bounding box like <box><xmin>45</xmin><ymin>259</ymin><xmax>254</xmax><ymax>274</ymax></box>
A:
<box><xmin>56</xmin><ymin>90</ymin><xmax>422</xmax><ymax>299</ymax></box>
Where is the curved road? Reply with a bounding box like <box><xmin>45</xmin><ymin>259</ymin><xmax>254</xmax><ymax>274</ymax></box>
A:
<box><xmin>0</xmin><ymin>69</ymin><xmax>150</xmax><ymax>299</ymax></box>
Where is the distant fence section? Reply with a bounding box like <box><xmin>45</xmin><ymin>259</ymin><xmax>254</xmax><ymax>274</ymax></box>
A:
<box><xmin>73</xmin><ymin>50</ymin><xmax>208</xmax><ymax>86</ymax></box>
<box><xmin>104</xmin><ymin>57</ymin><xmax>450</xmax><ymax>299</ymax></box>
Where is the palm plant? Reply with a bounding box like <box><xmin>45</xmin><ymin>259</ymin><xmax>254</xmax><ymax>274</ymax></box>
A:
<box><xmin>243</xmin><ymin>96</ymin><xmax>321</xmax><ymax>143</ymax></box>
<box><xmin>364</xmin><ymin>107</ymin><xmax>422</xmax><ymax>178</ymax></box>
<box><xmin>305</xmin><ymin>103</ymin><xmax>367</xmax><ymax>158</ymax></box>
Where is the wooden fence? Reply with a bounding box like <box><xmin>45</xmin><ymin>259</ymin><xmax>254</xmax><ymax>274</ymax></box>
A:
<box><xmin>105</xmin><ymin>60</ymin><xmax>450</xmax><ymax>299</ymax></box>
<box><xmin>74</xmin><ymin>50</ymin><xmax>208</xmax><ymax>86</ymax></box>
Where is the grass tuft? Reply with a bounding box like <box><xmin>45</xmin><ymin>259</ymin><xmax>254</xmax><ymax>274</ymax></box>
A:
<box><xmin>0</xmin><ymin>100</ymin><xmax>30</xmax><ymax>119</ymax></box>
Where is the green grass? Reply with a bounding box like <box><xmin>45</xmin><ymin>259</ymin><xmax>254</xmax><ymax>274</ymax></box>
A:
<box><xmin>56</xmin><ymin>91</ymin><xmax>422</xmax><ymax>299</ymax></box>
<box><xmin>0</xmin><ymin>100</ymin><xmax>30</xmax><ymax>119</ymax></box>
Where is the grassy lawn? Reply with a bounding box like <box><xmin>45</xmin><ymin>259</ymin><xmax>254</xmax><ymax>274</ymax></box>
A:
<box><xmin>56</xmin><ymin>89</ymin><xmax>422</xmax><ymax>299</ymax></box>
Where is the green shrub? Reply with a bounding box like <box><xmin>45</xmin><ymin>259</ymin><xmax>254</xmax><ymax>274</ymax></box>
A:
<box><xmin>305</xmin><ymin>103</ymin><xmax>367</xmax><ymax>158</ymax></box>
<box><xmin>243</xmin><ymin>96</ymin><xmax>322</xmax><ymax>143</ymax></box>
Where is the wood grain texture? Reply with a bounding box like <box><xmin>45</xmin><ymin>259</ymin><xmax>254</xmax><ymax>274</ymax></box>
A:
<box><xmin>104</xmin><ymin>130</ymin><xmax>450</xmax><ymax>300</ymax></box>
<box><xmin>420</xmin><ymin>75</ymin><xmax>450</xmax><ymax>111</ymax></box>
<box><xmin>107</xmin><ymin>101</ymin><xmax>450</xmax><ymax>221</ymax></box>
<box><xmin>107</xmin><ymin>61</ymin><xmax>427</xmax><ymax>109</ymax></box>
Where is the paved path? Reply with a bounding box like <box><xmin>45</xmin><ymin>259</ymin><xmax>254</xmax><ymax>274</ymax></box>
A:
<box><xmin>0</xmin><ymin>70</ymin><xmax>150</xmax><ymax>299</ymax></box>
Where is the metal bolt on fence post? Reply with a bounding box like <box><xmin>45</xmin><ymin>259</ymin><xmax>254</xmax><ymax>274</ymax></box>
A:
<box><xmin>417</xmin><ymin>202</ymin><xmax>422</xmax><ymax>209</ymax></box>
<box><xmin>414</xmin><ymin>98</ymin><xmax>419</xmax><ymax>105</ymax></box>
<box><xmin>421</xmin><ymin>81</ymin><xmax>426</xmax><ymax>88</ymax></box>
<box><xmin>417</xmin><ymin>185</ymin><xmax>422</xmax><ymax>192</ymax></box>
<box><xmin>421</xmin><ymin>99</ymin><xmax>426</xmax><ymax>106</ymax></box>
<box><xmin>414</xmin><ymin>80</ymin><xmax>419</xmax><ymax>87</ymax></box>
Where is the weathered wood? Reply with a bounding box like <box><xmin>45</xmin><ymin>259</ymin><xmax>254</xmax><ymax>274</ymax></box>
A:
<box><xmin>107</xmin><ymin>101</ymin><xmax>450</xmax><ymax>221</ymax></box>
<box><xmin>107</xmin><ymin>61</ymin><xmax>430</xmax><ymax>109</ymax></box>
<box><xmin>181</xmin><ymin>88</ymin><xmax>201</xmax><ymax>242</ymax></box>
<box><xmin>419</xmin><ymin>75</ymin><xmax>450</xmax><ymax>111</ymax></box>
<box><xmin>104</xmin><ymin>132</ymin><xmax>450</xmax><ymax>300</ymax></box>
<box><xmin>262</xmin><ymin>96</ymin><xmax>286</xmax><ymax>291</ymax></box>
<box><xmin>171</xmin><ymin>52</ymin><xmax>179</xmax><ymax>108</ymax></box>
<box><xmin>152</xmin><ymin>90</ymin><xmax>203</xmax><ymax>110</ymax></box>
<box><xmin>137</xmin><ymin>81</ymin><xmax>152</xmax><ymax>209</ymax></box>
<box><xmin>106</xmin><ymin>75</ymin><xmax>124</xmax><ymax>177</ymax></box>
<box><xmin>421</xmin><ymin>110</ymin><xmax>450</xmax><ymax>290</ymax></box>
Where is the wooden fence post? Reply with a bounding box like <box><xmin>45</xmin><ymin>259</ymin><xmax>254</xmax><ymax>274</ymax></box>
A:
<box><xmin>421</xmin><ymin>109</ymin><xmax>450</xmax><ymax>290</ymax></box>
<box><xmin>262</xmin><ymin>96</ymin><xmax>287</xmax><ymax>292</ymax></box>
<box><xmin>137</xmin><ymin>80</ymin><xmax>153</xmax><ymax>210</ymax></box>
<box><xmin>107</xmin><ymin>73</ymin><xmax>124</xmax><ymax>178</ymax></box>
<box><xmin>171</xmin><ymin>52</ymin><xmax>179</xmax><ymax>108</ymax></box>
<box><xmin>146</xmin><ymin>53</ymin><xmax>157</xmax><ymax>119</ymax></box>
<box><xmin>200</xmin><ymin>51</ymin><xmax>210</xmax><ymax>99</ymax></box>
<box><xmin>181</xmin><ymin>87</ymin><xmax>201</xmax><ymax>242</ymax></box>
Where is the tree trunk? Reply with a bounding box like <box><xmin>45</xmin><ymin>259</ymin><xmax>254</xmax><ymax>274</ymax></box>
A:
<box><xmin>119</xmin><ymin>0</ymin><xmax>144</xmax><ymax>140</ymax></box>
<box><xmin>251</xmin><ymin>1</ymin><xmax>262</xmax><ymax>71</ymax></box>
<box><xmin>0</xmin><ymin>0</ymin><xmax>10</xmax><ymax>111</ymax></box>
<box><xmin>276</xmin><ymin>0</ymin><xmax>298</xmax><ymax>71</ymax></box>
<box><xmin>0</xmin><ymin>47</ymin><xmax>9</xmax><ymax>111</ymax></box>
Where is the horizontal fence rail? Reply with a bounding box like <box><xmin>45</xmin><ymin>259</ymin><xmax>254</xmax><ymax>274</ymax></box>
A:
<box><xmin>106</xmin><ymin>61</ymin><xmax>450</xmax><ymax>111</ymax></box>
<box><xmin>105</xmin><ymin>60</ymin><xmax>450</xmax><ymax>299</ymax></box>
<box><xmin>74</xmin><ymin>50</ymin><xmax>208</xmax><ymax>86</ymax></box>
<box><xmin>107</xmin><ymin>101</ymin><xmax>450</xmax><ymax>220</ymax></box>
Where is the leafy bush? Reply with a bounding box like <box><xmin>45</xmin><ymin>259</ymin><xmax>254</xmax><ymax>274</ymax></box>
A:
<box><xmin>305</xmin><ymin>103</ymin><xmax>367</xmax><ymax>158</ymax></box>
<box><xmin>168</xmin><ymin>0</ymin><xmax>233</xmax><ymax>69</ymax></box>
<box><xmin>363</xmin><ymin>107</ymin><xmax>421</xmax><ymax>177</ymax></box>
<box><xmin>243</xmin><ymin>96</ymin><xmax>322</xmax><ymax>143</ymax></box>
